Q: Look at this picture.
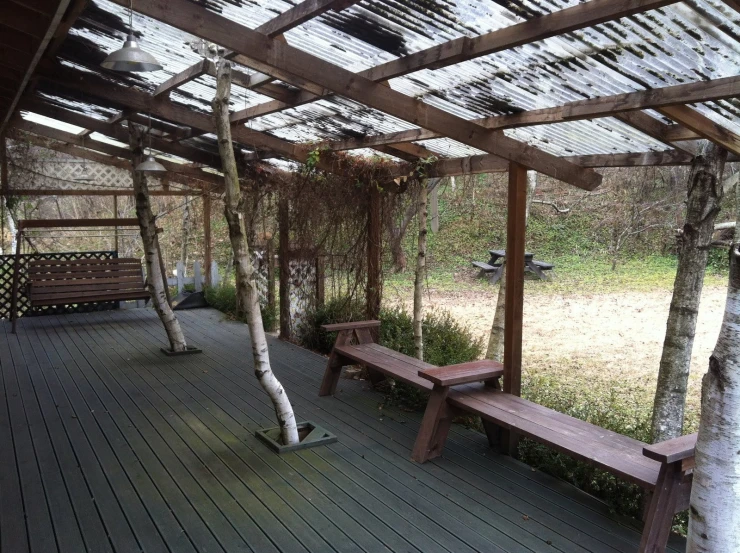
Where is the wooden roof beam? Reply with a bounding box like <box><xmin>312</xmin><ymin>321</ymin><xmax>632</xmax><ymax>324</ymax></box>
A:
<box><xmin>38</xmin><ymin>66</ymin><xmax>317</xmax><ymax>167</ymax></box>
<box><xmin>154</xmin><ymin>0</ymin><xmax>359</xmax><ymax>99</ymax></box>
<box><xmin>658</xmin><ymin>105</ymin><xmax>740</xmax><ymax>156</ymax></box>
<box><xmin>322</xmin><ymin>74</ymin><xmax>740</xmax><ymax>152</ymax></box>
<box><xmin>7</xmin><ymin>127</ymin><xmax>213</xmax><ymax>192</ymax></box>
<box><xmin>10</xmin><ymin>117</ymin><xmax>224</xmax><ymax>185</ymax></box>
<box><xmin>116</xmin><ymin>0</ymin><xmax>601</xmax><ymax>190</ymax></box>
<box><xmin>0</xmin><ymin>0</ymin><xmax>72</xmax><ymax>135</ymax></box>
<box><xmin>229</xmin><ymin>0</ymin><xmax>679</xmax><ymax>125</ymax></box>
<box><xmin>23</xmin><ymin>98</ymin><xmax>226</xmax><ymax>168</ymax></box>
<box><xmin>417</xmin><ymin>150</ymin><xmax>696</xmax><ymax>178</ymax></box>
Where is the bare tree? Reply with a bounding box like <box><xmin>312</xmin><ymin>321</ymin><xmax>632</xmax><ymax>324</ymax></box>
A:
<box><xmin>652</xmin><ymin>142</ymin><xmax>727</xmax><ymax>443</ymax></box>
<box><xmin>128</xmin><ymin>124</ymin><xmax>189</xmax><ymax>352</ymax></box>
<box><xmin>213</xmin><ymin>58</ymin><xmax>299</xmax><ymax>446</ymax></box>
<box><xmin>180</xmin><ymin>196</ymin><xmax>190</xmax><ymax>276</ymax></box>
<box><xmin>687</xmin><ymin>246</ymin><xmax>740</xmax><ymax>552</ymax></box>
<box><xmin>413</xmin><ymin>181</ymin><xmax>428</xmax><ymax>360</ymax></box>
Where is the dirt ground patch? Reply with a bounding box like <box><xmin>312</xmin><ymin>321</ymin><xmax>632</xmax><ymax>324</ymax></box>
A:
<box><xmin>394</xmin><ymin>284</ymin><xmax>725</xmax><ymax>415</ymax></box>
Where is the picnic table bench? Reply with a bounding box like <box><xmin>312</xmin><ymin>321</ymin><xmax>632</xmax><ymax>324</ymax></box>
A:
<box><xmin>473</xmin><ymin>249</ymin><xmax>554</xmax><ymax>284</ymax></box>
<box><xmin>319</xmin><ymin>320</ymin><xmax>695</xmax><ymax>553</ymax></box>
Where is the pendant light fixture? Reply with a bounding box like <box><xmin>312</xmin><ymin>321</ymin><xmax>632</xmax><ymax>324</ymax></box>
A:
<box><xmin>136</xmin><ymin>115</ymin><xmax>167</xmax><ymax>173</ymax></box>
<box><xmin>101</xmin><ymin>0</ymin><xmax>162</xmax><ymax>72</ymax></box>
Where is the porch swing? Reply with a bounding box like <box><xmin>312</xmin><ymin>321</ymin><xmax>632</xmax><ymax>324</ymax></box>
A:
<box><xmin>10</xmin><ymin>218</ymin><xmax>153</xmax><ymax>332</ymax></box>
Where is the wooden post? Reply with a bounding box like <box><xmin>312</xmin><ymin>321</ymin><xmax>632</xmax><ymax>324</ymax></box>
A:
<box><xmin>1</xmin><ymin>134</ymin><xmax>7</xmax><ymax>254</ymax></box>
<box><xmin>113</xmin><ymin>195</ymin><xmax>119</xmax><ymax>253</ymax></box>
<box><xmin>504</xmin><ymin>161</ymin><xmax>527</xmax><ymax>397</ymax></box>
<box><xmin>203</xmin><ymin>193</ymin><xmax>212</xmax><ymax>287</ymax></box>
<box><xmin>366</xmin><ymin>184</ymin><xmax>382</xmax><ymax>322</ymax></box>
<box><xmin>10</xmin><ymin>221</ymin><xmax>22</xmax><ymax>333</ymax></box>
<box><xmin>278</xmin><ymin>195</ymin><xmax>291</xmax><ymax>340</ymax></box>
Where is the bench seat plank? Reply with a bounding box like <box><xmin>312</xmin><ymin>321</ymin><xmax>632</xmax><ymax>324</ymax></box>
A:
<box><xmin>334</xmin><ymin>343</ymin><xmax>434</xmax><ymax>390</ymax></box>
<box><xmin>31</xmin><ymin>291</ymin><xmax>151</xmax><ymax>307</ymax></box>
<box><xmin>30</xmin><ymin>257</ymin><xmax>142</xmax><ymax>266</ymax></box>
<box><xmin>447</xmin><ymin>386</ymin><xmax>660</xmax><ymax>488</ymax></box>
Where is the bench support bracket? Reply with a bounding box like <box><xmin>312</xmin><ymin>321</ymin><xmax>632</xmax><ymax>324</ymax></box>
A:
<box><xmin>411</xmin><ymin>384</ymin><xmax>455</xmax><ymax>463</ymax></box>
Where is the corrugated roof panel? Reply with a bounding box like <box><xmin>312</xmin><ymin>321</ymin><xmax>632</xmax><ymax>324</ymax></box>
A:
<box><xmin>42</xmin><ymin>0</ymin><xmax>740</xmax><ymax>167</ymax></box>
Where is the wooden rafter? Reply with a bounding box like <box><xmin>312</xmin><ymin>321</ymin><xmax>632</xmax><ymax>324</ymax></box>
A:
<box><xmin>322</xmin><ymin>74</ymin><xmax>740</xmax><ymax>153</ymax></box>
<box><xmin>10</xmin><ymin>118</ymin><xmax>224</xmax><ymax>185</ymax></box>
<box><xmin>38</xmin><ymin>66</ymin><xmax>311</xmax><ymax>165</ymax></box>
<box><xmin>154</xmin><ymin>0</ymin><xmax>359</xmax><ymax>99</ymax></box>
<box><xmin>24</xmin><ymin>99</ymin><xmax>225</xmax><ymax>167</ymax></box>
<box><xmin>229</xmin><ymin>0</ymin><xmax>679</xmax><ymax>125</ymax></box>
<box><xmin>659</xmin><ymin>105</ymin><xmax>740</xmax><ymax>156</ymax></box>
<box><xmin>7</xmin><ymin>128</ymin><xmax>211</xmax><ymax>193</ymax></box>
<box><xmin>109</xmin><ymin>0</ymin><xmax>601</xmax><ymax>190</ymax></box>
<box><xmin>0</xmin><ymin>0</ymin><xmax>72</xmax><ymax>135</ymax></box>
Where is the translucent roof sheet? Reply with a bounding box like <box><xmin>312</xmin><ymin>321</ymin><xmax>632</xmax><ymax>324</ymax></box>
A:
<box><xmin>30</xmin><ymin>0</ymin><xmax>740</xmax><ymax>167</ymax></box>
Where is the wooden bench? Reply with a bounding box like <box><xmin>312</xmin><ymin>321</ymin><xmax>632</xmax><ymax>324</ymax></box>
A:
<box><xmin>319</xmin><ymin>320</ymin><xmax>694</xmax><ymax>553</ymax></box>
<box><xmin>27</xmin><ymin>258</ymin><xmax>151</xmax><ymax>308</ymax></box>
<box><xmin>472</xmin><ymin>261</ymin><xmax>499</xmax><ymax>273</ymax></box>
<box><xmin>412</xmin><ymin>365</ymin><xmax>696</xmax><ymax>553</ymax></box>
<box><xmin>318</xmin><ymin>319</ymin><xmax>503</xmax><ymax>396</ymax></box>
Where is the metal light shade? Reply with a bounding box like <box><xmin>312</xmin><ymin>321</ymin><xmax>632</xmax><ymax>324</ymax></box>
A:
<box><xmin>136</xmin><ymin>155</ymin><xmax>167</xmax><ymax>172</ymax></box>
<box><xmin>101</xmin><ymin>33</ymin><xmax>162</xmax><ymax>72</ymax></box>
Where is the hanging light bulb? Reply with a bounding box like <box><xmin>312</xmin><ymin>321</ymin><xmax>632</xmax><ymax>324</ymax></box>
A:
<box><xmin>101</xmin><ymin>0</ymin><xmax>162</xmax><ymax>72</ymax></box>
<box><xmin>136</xmin><ymin>115</ymin><xmax>167</xmax><ymax>173</ymax></box>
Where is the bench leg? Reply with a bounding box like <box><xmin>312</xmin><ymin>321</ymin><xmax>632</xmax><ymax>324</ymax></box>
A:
<box><xmin>500</xmin><ymin>429</ymin><xmax>521</xmax><ymax>458</ymax></box>
<box><xmin>319</xmin><ymin>329</ymin><xmax>354</xmax><ymax>396</ymax></box>
<box><xmin>639</xmin><ymin>462</ymin><xmax>683</xmax><ymax>553</ymax></box>
<box><xmin>490</xmin><ymin>265</ymin><xmax>504</xmax><ymax>285</ymax></box>
<box><xmin>411</xmin><ymin>385</ymin><xmax>452</xmax><ymax>463</ymax></box>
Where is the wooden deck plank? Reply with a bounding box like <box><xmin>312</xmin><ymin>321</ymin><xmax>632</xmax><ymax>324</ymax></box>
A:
<box><xmin>42</xmin><ymin>316</ymin><xmax>256</xmax><ymax>553</ymax></box>
<box><xmin>1</xmin><ymin>309</ymin><xmax>686</xmax><ymax>553</ymax></box>
<box><xmin>0</xmin><ymin>324</ymin><xmax>30</xmax><ymax>553</ymax></box>
<box><xmin>30</xmin><ymin>317</ymin><xmax>180</xmax><ymax>553</ymax></box>
<box><xmin>17</xmin><ymin>323</ymin><xmax>115</xmax><ymax>553</ymax></box>
<box><xmin>175</xmin><ymin>310</ymin><xmax>688</xmax><ymax>551</ymax></box>
<box><xmin>12</xmin><ymin>326</ymin><xmax>89</xmax><ymax>553</ymax></box>
<box><xmin>101</xmin><ymin>310</ymin><xmax>469</xmax><ymax>553</ymax></box>
<box><xmin>104</xmin><ymin>313</ymin><xmax>429</xmax><ymax>553</ymax></box>
<box><xmin>175</xmin><ymin>311</ymin><xmax>643</xmax><ymax>553</ymax></box>
<box><xmin>79</xmin><ymin>314</ymin><xmax>342</xmax><ymax>553</ymax></box>
<box><xmin>0</xmin><ymin>323</ymin><xmax>59</xmax><ymax>553</ymax></box>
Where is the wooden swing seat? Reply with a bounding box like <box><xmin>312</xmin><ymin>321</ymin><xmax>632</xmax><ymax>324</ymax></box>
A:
<box><xmin>27</xmin><ymin>257</ymin><xmax>150</xmax><ymax>307</ymax></box>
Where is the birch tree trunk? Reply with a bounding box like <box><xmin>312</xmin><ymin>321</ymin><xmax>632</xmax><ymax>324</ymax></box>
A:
<box><xmin>652</xmin><ymin>142</ymin><xmax>727</xmax><ymax>443</ymax></box>
<box><xmin>128</xmin><ymin>124</ymin><xmax>188</xmax><ymax>352</ymax></box>
<box><xmin>180</xmin><ymin>196</ymin><xmax>190</xmax><ymax>277</ymax></box>
<box><xmin>413</xmin><ymin>182</ymin><xmax>428</xmax><ymax>360</ymax></box>
<box><xmin>687</xmin><ymin>245</ymin><xmax>740</xmax><ymax>552</ymax></box>
<box><xmin>213</xmin><ymin>59</ymin><xmax>299</xmax><ymax>446</ymax></box>
<box><xmin>486</xmin><ymin>171</ymin><xmax>537</xmax><ymax>361</ymax></box>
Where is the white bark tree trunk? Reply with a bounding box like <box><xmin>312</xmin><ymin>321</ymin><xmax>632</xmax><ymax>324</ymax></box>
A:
<box><xmin>687</xmin><ymin>245</ymin><xmax>740</xmax><ymax>552</ymax></box>
<box><xmin>486</xmin><ymin>171</ymin><xmax>537</xmax><ymax>361</ymax></box>
<box><xmin>128</xmin><ymin>124</ymin><xmax>188</xmax><ymax>352</ymax></box>
<box><xmin>180</xmin><ymin>196</ymin><xmax>190</xmax><ymax>277</ymax></box>
<box><xmin>213</xmin><ymin>59</ymin><xmax>299</xmax><ymax>446</ymax></box>
<box><xmin>652</xmin><ymin>142</ymin><xmax>727</xmax><ymax>443</ymax></box>
<box><xmin>413</xmin><ymin>181</ymin><xmax>428</xmax><ymax>361</ymax></box>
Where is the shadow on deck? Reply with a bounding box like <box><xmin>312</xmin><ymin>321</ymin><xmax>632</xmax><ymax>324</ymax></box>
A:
<box><xmin>0</xmin><ymin>308</ymin><xmax>686</xmax><ymax>553</ymax></box>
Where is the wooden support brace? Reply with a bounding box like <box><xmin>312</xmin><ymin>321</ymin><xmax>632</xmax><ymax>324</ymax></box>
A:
<box><xmin>411</xmin><ymin>384</ymin><xmax>454</xmax><ymax>463</ymax></box>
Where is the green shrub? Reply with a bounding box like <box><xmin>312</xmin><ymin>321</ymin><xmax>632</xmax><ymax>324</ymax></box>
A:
<box><xmin>204</xmin><ymin>284</ymin><xmax>277</xmax><ymax>331</ymax></box>
<box><xmin>296</xmin><ymin>296</ymin><xmax>366</xmax><ymax>354</ymax></box>
<box><xmin>297</xmin><ymin>299</ymin><xmax>483</xmax><ymax>410</ymax></box>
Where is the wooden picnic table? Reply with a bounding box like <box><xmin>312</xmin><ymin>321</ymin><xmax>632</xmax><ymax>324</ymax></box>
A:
<box><xmin>472</xmin><ymin>249</ymin><xmax>553</xmax><ymax>284</ymax></box>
